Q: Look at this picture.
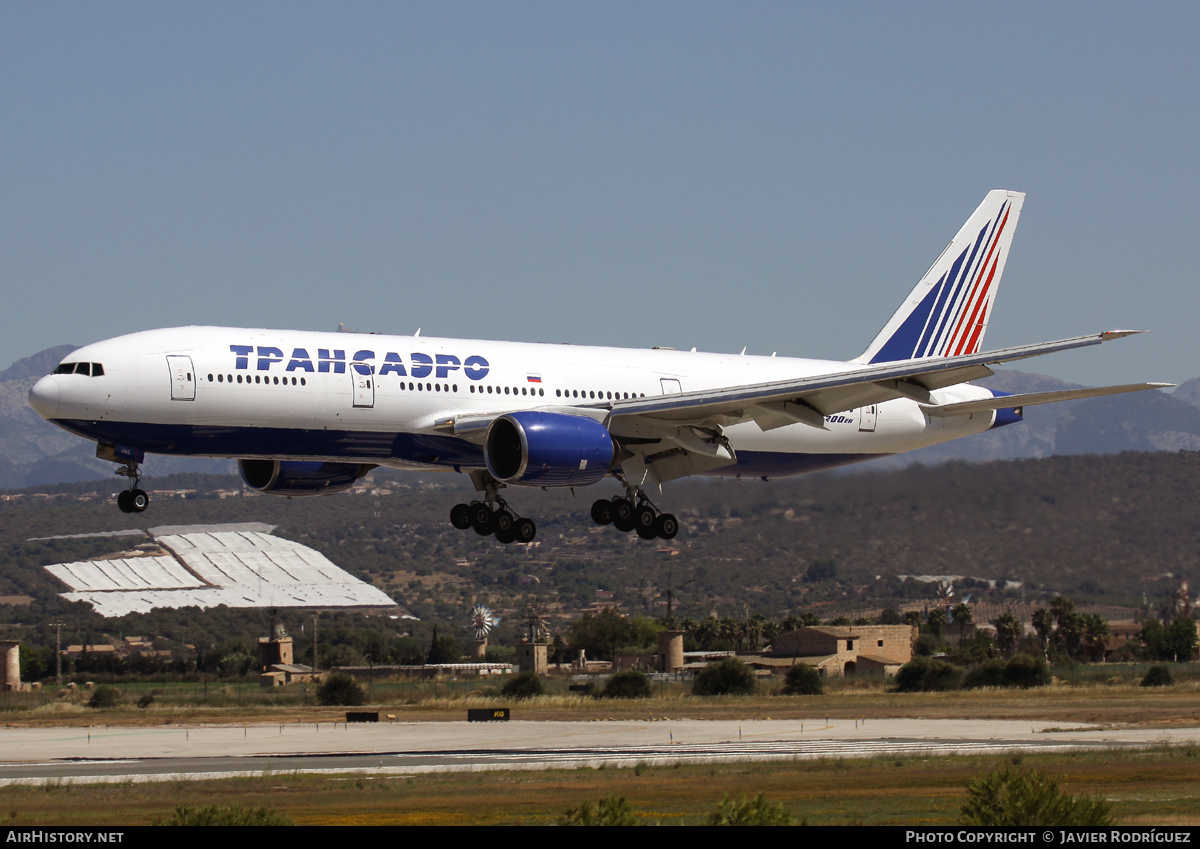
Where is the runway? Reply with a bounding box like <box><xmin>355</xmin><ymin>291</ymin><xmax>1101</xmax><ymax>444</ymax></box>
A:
<box><xmin>2</xmin><ymin>718</ymin><xmax>1197</xmax><ymax>784</ymax></box>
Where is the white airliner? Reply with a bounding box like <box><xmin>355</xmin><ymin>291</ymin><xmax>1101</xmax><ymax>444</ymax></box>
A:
<box><xmin>28</xmin><ymin>190</ymin><xmax>1167</xmax><ymax>543</ymax></box>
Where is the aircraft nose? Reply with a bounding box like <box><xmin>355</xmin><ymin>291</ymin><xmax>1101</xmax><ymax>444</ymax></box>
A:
<box><xmin>28</xmin><ymin>376</ymin><xmax>60</xmax><ymax>419</ymax></box>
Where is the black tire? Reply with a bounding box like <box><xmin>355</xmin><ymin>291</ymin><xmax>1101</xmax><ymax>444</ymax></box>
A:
<box><xmin>450</xmin><ymin>503</ymin><xmax>472</xmax><ymax>530</ymax></box>
<box><xmin>636</xmin><ymin>523</ymin><xmax>658</xmax><ymax>540</ymax></box>
<box><xmin>494</xmin><ymin>510</ymin><xmax>515</xmax><ymax>534</ymax></box>
<box><xmin>591</xmin><ymin>499</ymin><xmax>613</xmax><ymax>525</ymax></box>
<box><xmin>130</xmin><ymin>489</ymin><xmax>149</xmax><ymax>513</ymax></box>
<box><xmin>117</xmin><ymin>490</ymin><xmax>134</xmax><ymax>513</ymax></box>
<box><xmin>634</xmin><ymin>504</ymin><xmax>656</xmax><ymax>531</ymax></box>
<box><xmin>515</xmin><ymin>518</ymin><xmax>537</xmax><ymax>543</ymax></box>
<box><xmin>612</xmin><ymin>498</ymin><xmax>635</xmax><ymax>532</ymax></box>
<box><xmin>495</xmin><ymin>526</ymin><xmax>516</xmax><ymax>544</ymax></box>
<box><xmin>655</xmin><ymin>513</ymin><xmax>679</xmax><ymax>540</ymax></box>
<box><xmin>470</xmin><ymin>503</ymin><xmax>495</xmax><ymax>535</ymax></box>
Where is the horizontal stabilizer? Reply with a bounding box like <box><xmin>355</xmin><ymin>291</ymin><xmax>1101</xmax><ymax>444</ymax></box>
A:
<box><xmin>921</xmin><ymin>382</ymin><xmax>1173</xmax><ymax>417</ymax></box>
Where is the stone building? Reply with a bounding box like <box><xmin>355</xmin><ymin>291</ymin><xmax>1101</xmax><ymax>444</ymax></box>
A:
<box><xmin>766</xmin><ymin>625</ymin><xmax>915</xmax><ymax>677</ymax></box>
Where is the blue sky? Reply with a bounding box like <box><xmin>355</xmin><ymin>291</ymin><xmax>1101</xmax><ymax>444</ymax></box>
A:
<box><xmin>3</xmin><ymin>2</ymin><xmax>1196</xmax><ymax>386</ymax></box>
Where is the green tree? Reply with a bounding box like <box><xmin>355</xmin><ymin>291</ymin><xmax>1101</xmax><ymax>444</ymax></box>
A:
<box><xmin>558</xmin><ymin>794</ymin><xmax>637</xmax><ymax>826</ymax></box>
<box><xmin>1003</xmin><ymin>654</ymin><xmax>1050</xmax><ymax>688</ymax></box>
<box><xmin>959</xmin><ymin>766</ymin><xmax>1114</xmax><ymax>826</ymax></box>
<box><xmin>926</xmin><ymin>608</ymin><xmax>949</xmax><ymax>638</ymax></box>
<box><xmin>804</xmin><ymin>558</ymin><xmax>837</xmax><ymax>583</ymax></box>
<box><xmin>707</xmin><ymin>794</ymin><xmax>795</xmax><ymax>826</ymax></box>
<box><xmin>87</xmin><ymin>685</ymin><xmax>121</xmax><ymax>709</ymax></box>
<box><xmin>317</xmin><ymin>672</ymin><xmax>364</xmax><ymax>706</ymax></box>
<box><xmin>781</xmin><ymin>664</ymin><xmax>822</xmax><ymax>696</ymax></box>
<box><xmin>501</xmin><ymin>671</ymin><xmax>544</xmax><ymax>699</ymax></box>
<box><xmin>992</xmin><ymin>612</ymin><xmax>1024</xmax><ymax>657</ymax></box>
<box><xmin>1141</xmin><ymin>665</ymin><xmax>1172</xmax><ymax>687</ymax></box>
<box><xmin>895</xmin><ymin>656</ymin><xmax>962</xmax><ymax>692</ymax></box>
<box><xmin>426</xmin><ymin>634</ymin><xmax>462</xmax><ymax>664</ymax></box>
<box><xmin>952</xmin><ymin>603</ymin><xmax>974</xmax><ymax>644</ymax></box>
<box><xmin>1031</xmin><ymin>608</ymin><xmax>1054</xmax><ymax>654</ymax></box>
<box><xmin>1081</xmin><ymin>614</ymin><xmax>1110</xmax><ymax>662</ymax></box>
<box><xmin>569</xmin><ymin>609</ymin><xmax>658</xmax><ymax>661</ymax></box>
<box><xmin>693</xmin><ymin>657</ymin><xmax>757</xmax><ymax>696</ymax></box>
<box><xmin>603</xmin><ymin>670</ymin><xmax>652</xmax><ymax>699</ymax></box>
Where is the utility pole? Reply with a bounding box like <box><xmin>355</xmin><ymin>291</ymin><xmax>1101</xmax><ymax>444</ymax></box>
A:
<box><xmin>51</xmin><ymin>620</ymin><xmax>65</xmax><ymax>685</ymax></box>
<box><xmin>311</xmin><ymin>612</ymin><xmax>319</xmax><ymax>673</ymax></box>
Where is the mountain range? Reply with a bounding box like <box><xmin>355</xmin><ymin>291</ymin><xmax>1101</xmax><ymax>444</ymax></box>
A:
<box><xmin>3</xmin><ymin>345</ymin><xmax>1199</xmax><ymax>490</ymax></box>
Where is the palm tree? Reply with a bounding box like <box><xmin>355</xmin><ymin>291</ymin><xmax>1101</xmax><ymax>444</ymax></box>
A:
<box><xmin>1031</xmin><ymin>608</ymin><xmax>1054</xmax><ymax>656</ymax></box>
<box><xmin>1082</xmin><ymin>614</ymin><xmax>1111</xmax><ymax>662</ymax></box>
<box><xmin>992</xmin><ymin>612</ymin><xmax>1024</xmax><ymax>657</ymax></box>
<box><xmin>927</xmin><ymin>608</ymin><xmax>949</xmax><ymax>639</ymax></box>
<box><xmin>952</xmin><ymin>603</ymin><xmax>974</xmax><ymax>644</ymax></box>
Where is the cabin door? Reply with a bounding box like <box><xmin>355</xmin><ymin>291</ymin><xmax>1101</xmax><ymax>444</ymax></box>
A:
<box><xmin>351</xmin><ymin>361</ymin><xmax>375</xmax><ymax>408</ymax></box>
<box><xmin>167</xmin><ymin>355</ymin><xmax>195</xmax><ymax>401</ymax></box>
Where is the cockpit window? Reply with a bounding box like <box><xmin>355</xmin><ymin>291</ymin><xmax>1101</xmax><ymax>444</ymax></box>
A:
<box><xmin>51</xmin><ymin>362</ymin><xmax>104</xmax><ymax>376</ymax></box>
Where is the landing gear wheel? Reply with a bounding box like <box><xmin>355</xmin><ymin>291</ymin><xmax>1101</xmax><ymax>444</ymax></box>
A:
<box><xmin>450</xmin><ymin>503</ymin><xmax>472</xmax><ymax>530</ymax></box>
<box><xmin>117</xmin><ymin>490</ymin><xmax>134</xmax><ymax>514</ymax></box>
<box><xmin>495</xmin><ymin>526</ymin><xmax>517</xmax><ymax>544</ymax></box>
<box><xmin>633</xmin><ymin>504</ymin><xmax>657</xmax><ymax>533</ymax></box>
<box><xmin>470</xmin><ymin>503</ymin><xmax>495</xmax><ymax>535</ymax></box>
<box><xmin>591</xmin><ymin>499</ymin><xmax>613</xmax><ymax>525</ymax></box>
<box><xmin>494</xmin><ymin>510</ymin><xmax>515</xmax><ymax>534</ymax></box>
<box><xmin>515</xmin><ymin>518</ymin><xmax>537</xmax><ymax>543</ymax></box>
<box><xmin>636</xmin><ymin>523</ymin><xmax>658</xmax><ymax>540</ymax></box>
<box><xmin>130</xmin><ymin>489</ymin><xmax>149</xmax><ymax>513</ymax></box>
<box><xmin>612</xmin><ymin>498</ymin><xmax>635</xmax><ymax>532</ymax></box>
<box><xmin>654</xmin><ymin>513</ymin><xmax>679</xmax><ymax>540</ymax></box>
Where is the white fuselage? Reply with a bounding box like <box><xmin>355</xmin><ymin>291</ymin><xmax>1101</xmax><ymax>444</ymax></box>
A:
<box><xmin>29</xmin><ymin>326</ymin><xmax>999</xmax><ymax>480</ymax></box>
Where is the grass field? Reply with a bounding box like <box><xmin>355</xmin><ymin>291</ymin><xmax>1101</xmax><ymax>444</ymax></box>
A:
<box><xmin>2</xmin><ymin>746</ymin><xmax>1199</xmax><ymax>826</ymax></box>
<box><xmin>2</xmin><ymin>671</ymin><xmax>1199</xmax><ymax>825</ymax></box>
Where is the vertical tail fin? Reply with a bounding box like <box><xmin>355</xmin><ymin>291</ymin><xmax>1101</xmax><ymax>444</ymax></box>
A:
<box><xmin>855</xmin><ymin>190</ymin><xmax>1025</xmax><ymax>364</ymax></box>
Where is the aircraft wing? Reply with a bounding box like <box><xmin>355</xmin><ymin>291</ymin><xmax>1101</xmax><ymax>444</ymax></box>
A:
<box><xmin>604</xmin><ymin>330</ymin><xmax>1151</xmax><ymax>434</ymax></box>
<box><xmin>436</xmin><ymin>330</ymin><xmax>1163</xmax><ymax>486</ymax></box>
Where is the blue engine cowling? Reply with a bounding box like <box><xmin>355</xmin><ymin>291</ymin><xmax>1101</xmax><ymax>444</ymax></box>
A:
<box><xmin>484</xmin><ymin>411</ymin><xmax>615</xmax><ymax>487</ymax></box>
<box><xmin>238</xmin><ymin>459</ymin><xmax>374</xmax><ymax>496</ymax></box>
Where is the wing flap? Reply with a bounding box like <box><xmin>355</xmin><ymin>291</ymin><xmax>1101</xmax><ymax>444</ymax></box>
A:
<box><xmin>921</xmin><ymin>382</ymin><xmax>1173</xmax><ymax>417</ymax></box>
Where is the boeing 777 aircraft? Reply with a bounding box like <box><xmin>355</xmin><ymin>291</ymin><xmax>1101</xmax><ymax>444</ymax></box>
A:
<box><xmin>28</xmin><ymin>190</ymin><xmax>1167</xmax><ymax>543</ymax></box>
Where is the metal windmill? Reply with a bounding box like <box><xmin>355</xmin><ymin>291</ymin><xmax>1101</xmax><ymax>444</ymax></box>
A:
<box><xmin>522</xmin><ymin>598</ymin><xmax>550</xmax><ymax>643</ymax></box>
<box><xmin>465</xmin><ymin>604</ymin><xmax>500</xmax><ymax>641</ymax></box>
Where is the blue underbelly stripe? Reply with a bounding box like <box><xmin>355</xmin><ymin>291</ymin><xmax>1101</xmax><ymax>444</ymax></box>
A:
<box><xmin>52</xmin><ymin>419</ymin><xmax>889</xmax><ymax>477</ymax></box>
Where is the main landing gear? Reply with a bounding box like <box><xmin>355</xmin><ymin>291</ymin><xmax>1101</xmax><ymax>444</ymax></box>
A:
<box><xmin>449</xmin><ymin>499</ymin><xmax>537</xmax><ymax>544</ymax></box>
<box><xmin>450</xmin><ymin>473</ymin><xmax>537</xmax><ymax>545</ymax></box>
<box><xmin>591</xmin><ymin>488</ymin><xmax>678</xmax><ymax>541</ymax></box>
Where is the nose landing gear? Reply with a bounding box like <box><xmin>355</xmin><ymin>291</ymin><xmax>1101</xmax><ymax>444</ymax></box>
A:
<box><xmin>98</xmin><ymin>444</ymin><xmax>149</xmax><ymax>514</ymax></box>
<box><xmin>115</xmin><ymin>461</ymin><xmax>149</xmax><ymax>514</ymax></box>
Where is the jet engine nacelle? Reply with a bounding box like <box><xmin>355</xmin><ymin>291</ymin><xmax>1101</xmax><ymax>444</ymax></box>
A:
<box><xmin>238</xmin><ymin>459</ymin><xmax>374</xmax><ymax>496</ymax></box>
<box><xmin>484</xmin><ymin>411</ymin><xmax>616</xmax><ymax>487</ymax></box>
